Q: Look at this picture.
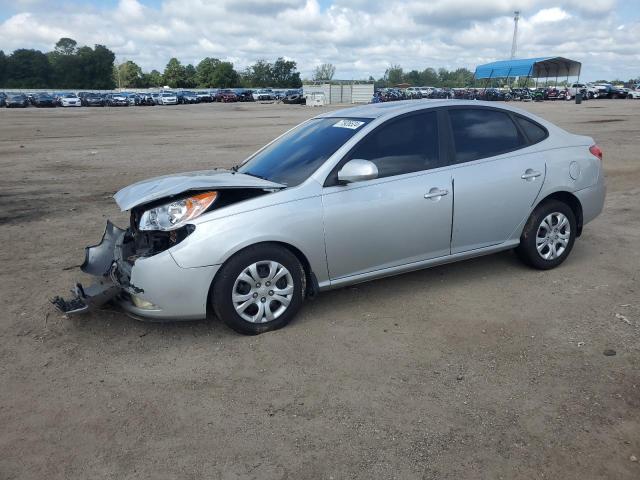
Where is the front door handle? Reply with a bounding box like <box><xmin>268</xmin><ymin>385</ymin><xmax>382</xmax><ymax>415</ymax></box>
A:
<box><xmin>521</xmin><ymin>169</ymin><xmax>542</xmax><ymax>180</ymax></box>
<box><xmin>424</xmin><ymin>188</ymin><xmax>449</xmax><ymax>199</ymax></box>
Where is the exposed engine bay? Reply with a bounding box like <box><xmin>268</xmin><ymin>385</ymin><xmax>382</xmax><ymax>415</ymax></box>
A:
<box><xmin>51</xmin><ymin>186</ymin><xmax>273</xmax><ymax>316</ymax></box>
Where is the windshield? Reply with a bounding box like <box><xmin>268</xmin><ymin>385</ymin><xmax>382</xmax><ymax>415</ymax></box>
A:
<box><xmin>162</xmin><ymin>93</ymin><xmax>174</xmax><ymax>97</ymax></box>
<box><xmin>238</xmin><ymin>117</ymin><xmax>370</xmax><ymax>187</ymax></box>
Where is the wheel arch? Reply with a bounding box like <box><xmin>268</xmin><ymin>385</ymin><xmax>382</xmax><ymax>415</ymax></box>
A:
<box><xmin>535</xmin><ymin>191</ymin><xmax>584</xmax><ymax>236</ymax></box>
<box><xmin>207</xmin><ymin>240</ymin><xmax>318</xmax><ymax>313</ymax></box>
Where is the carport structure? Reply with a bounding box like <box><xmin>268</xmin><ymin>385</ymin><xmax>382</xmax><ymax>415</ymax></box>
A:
<box><xmin>474</xmin><ymin>56</ymin><xmax>582</xmax><ymax>87</ymax></box>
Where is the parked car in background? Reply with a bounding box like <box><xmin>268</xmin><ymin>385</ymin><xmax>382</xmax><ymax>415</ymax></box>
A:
<box><xmin>137</xmin><ymin>93</ymin><xmax>155</xmax><ymax>105</ymax></box>
<box><xmin>105</xmin><ymin>93</ymin><xmax>129</xmax><ymax>106</ymax></box>
<box><xmin>34</xmin><ymin>93</ymin><xmax>57</xmax><ymax>107</ymax></box>
<box><xmin>196</xmin><ymin>91</ymin><xmax>213</xmax><ymax>103</ymax></box>
<box><xmin>419</xmin><ymin>87</ymin><xmax>435</xmax><ymax>97</ymax></box>
<box><xmin>53</xmin><ymin>101</ymin><xmax>605</xmax><ymax>335</ymax></box>
<box><xmin>405</xmin><ymin>87</ymin><xmax>423</xmax><ymax>99</ymax></box>
<box><xmin>80</xmin><ymin>93</ymin><xmax>106</xmax><ymax>106</ymax></box>
<box><xmin>593</xmin><ymin>83</ymin><xmax>626</xmax><ymax>99</ymax></box>
<box><xmin>5</xmin><ymin>93</ymin><xmax>29</xmax><ymax>108</ymax></box>
<box><xmin>59</xmin><ymin>93</ymin><xmax>82</xmax><ymax>107</ymax></box>
<box><xmin>567</xmin><ymin>83</ymin><xmax>598</xmax><ymax>99</ymax></box>
<box><xmin>0</xmin><ymin>92</ymin><xmax>6</xmax><ymax>107</ymax></box>
<box><xmin>179</xmin><ymin>91</ymin><xmax>199</xmax><ymax>104</ymax></box>
<box><xmin>253</xmin><ymin>88</ymin><xmax>275</xmax><ymax>101</ymax></box>
<box><xmin>282</xmin><ymin>92</ymin><xmax>306</xmax><ymax>104</ymax></box>
<box><xmin>160</xmin><ymin>92</ymin><xmax>178</xmax><ymax>105</ymax></box>
<box><xmin>235</xmin><ymin>89</ymin><xmax>255</xmax><ymax>102</ymax></box>
<box><xmin>121</xmin><ymin>93</ymin><xmax>140</xmax><ymax>106</ymax></box>
<box><xmin>625</xmin><ymin>88</ymin><xmax>640</xmax><ymax>99</ymax></box>
<box><xmin>215</xmin><ymin>89</ymin><xmax>238</xmax><ymax>102</ymax></box>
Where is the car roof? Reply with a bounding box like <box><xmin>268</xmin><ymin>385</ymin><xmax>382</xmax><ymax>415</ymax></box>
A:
<box><xmin>315</xmin><ymin>100</ymin><xmax>558</xmax><ymax>132</ymax></box>
<box><xmin>315</xmin><ymin>99</ymin><xmax>539</xmax><ymax>120</ymax></box>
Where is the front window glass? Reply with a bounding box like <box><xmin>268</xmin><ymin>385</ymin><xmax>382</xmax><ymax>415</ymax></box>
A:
<box><xmin>344</xmin><ymin>111</ymin><xmax>441</xmax><ymax>178</ymax></box>
<box><xmin>238</xmin><ymin>118</ymin><xmax>370</xmax><ymax>186</ymax></box>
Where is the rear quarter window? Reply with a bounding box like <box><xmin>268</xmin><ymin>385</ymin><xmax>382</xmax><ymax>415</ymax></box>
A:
<box><xmin>514</xmin><ymin>116</ymin><xmax>548</xmax><ymax>145</ymax></box>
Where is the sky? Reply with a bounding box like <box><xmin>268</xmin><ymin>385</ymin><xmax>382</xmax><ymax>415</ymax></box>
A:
<box><xmin>0</xmin><ymin>0</ymin><xmax>639</xmax><ymax>82</ymax></box>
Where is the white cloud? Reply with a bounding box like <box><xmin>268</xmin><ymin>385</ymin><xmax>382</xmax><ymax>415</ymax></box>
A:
<box><xmin>0</xmin><ymin>0</ymin><xmax>638</xmax><ymax>81</ymax></box>
<box><xmin>530</xmin><ymin>7</ymin><xmax>571</xmax><ymax>24</ymax></box>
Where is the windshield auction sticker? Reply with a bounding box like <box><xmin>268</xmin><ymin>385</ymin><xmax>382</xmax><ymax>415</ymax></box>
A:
<box><xmin>333</xmin><ymin>120</ymin><xmax>365</xmax><ymax>129</ymax></box>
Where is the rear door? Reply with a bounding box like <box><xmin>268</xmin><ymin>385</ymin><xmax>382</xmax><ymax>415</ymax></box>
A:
<box><xmin>446</xmin><ymin>108</ymin><xmax>547</xmax><ymax>253</ymax></box>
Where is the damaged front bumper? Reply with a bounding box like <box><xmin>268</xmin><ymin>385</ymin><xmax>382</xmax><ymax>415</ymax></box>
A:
<box><xmin>52</xmin><ymin>221</ymin><xmax>219</xmax><ymax>321</ymax></box>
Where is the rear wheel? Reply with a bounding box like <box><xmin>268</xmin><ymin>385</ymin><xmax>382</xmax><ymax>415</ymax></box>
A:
<box><xmin>516</xmin><ymin>200</ymin><xmax>577</xmax><ymax>270</ymax></box>
<box><xmin>211</xmin><ymin>244</ymin><xmax>306</xmax><ymax>335</ymax></box>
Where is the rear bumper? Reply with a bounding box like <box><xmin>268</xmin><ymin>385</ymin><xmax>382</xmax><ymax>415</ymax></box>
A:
<box><xmin>52</xmin><ymin>221</ymin><xmax>219</xmax><ymax>321</ymax></box>
<box><xmin>575</xmin><ymin>170</ymin><xmax>606</xmax><ymax>226</ymax></box>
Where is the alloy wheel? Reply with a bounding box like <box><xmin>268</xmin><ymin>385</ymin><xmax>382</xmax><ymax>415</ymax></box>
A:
<box><xmin>536</xmin><ymin>212</ymin><xmax>571</xmax><ymax>260</ymax></box>
<box><xmin>232</xmin><ymin>261</ymin><xmax>294</xmax><ymax>323</ymax></box>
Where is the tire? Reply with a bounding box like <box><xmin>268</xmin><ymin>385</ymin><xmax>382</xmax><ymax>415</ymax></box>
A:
<box><xmin>515</xmin><ymin>200</ymin><xmax>577</xmax><ymax>270</ymax></box>
<box><xmin>211</xmin><ymin>244</ymin><xmax>306</xmax><ymax>335</ymax></box>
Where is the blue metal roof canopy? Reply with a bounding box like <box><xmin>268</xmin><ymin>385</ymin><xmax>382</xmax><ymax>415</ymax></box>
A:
<box><xmin>474</xmin><ymin>57</ymin><xmax>581</xmax><ymax>80</ymax></box>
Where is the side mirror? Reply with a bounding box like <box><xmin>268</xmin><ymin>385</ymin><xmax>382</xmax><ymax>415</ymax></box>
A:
<box><xmin>337</xmin><ymin>159</ymin><xmax>378</xmax><ymax>184</ymax></box>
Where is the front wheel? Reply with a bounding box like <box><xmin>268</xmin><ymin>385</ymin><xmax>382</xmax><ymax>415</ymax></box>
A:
<box><xmin>211</xmin><ymin>244</ymin><xmax>306</xmax><ymax>335</ymax></box>
<box><xmin>516</xmin><ymin>200</ymin><xmax>577</xmax><ymax>270</ymax></box>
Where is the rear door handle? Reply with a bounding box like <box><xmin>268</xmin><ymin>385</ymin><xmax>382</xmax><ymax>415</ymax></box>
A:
<box><xmin>424</xmin><ymin>188</ymin><xmax>449</xmax><ymax>199</ymax></box>
<box><xmin>521</xmin><ymin>169</ymin><xmax>542</xmax><ymax>180</ymax></box>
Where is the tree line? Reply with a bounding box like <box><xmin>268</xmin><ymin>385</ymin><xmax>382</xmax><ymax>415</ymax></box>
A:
<box><xmin>11</xmin><ymin>38</ymin><xmax>631</xmax><ymax>91</ymax></box>
<box><xmin>117</xmin><ymin>57</ymin><xmax>303</xmax><ymax>89</ymax></box>
<box><xmin>0</xmin><ymin>38</ymin><xmax>115</xmax><ymax>89</ymax></box>
<box><xmin>372</xmin><ymin>65</ymin><xmax>475</xmax><ymax>88</ymax></box>
<box><xmin>0</xmin><ymin>38</ymin><xmax>304</xmax><ymax>90</ymax></box>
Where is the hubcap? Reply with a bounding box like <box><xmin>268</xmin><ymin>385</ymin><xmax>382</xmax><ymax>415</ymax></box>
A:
<box><xmin>536</xmin><ymin>212</ymin><xmax>571</xmax><ymax>260</ymax></box>
<box><xmin>232</xmin><ymin>261</ymin><xmax>294</xmax><ymax>323</ymax></box>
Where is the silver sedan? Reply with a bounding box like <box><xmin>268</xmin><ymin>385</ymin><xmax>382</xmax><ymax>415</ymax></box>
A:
<box><xmin>54</xmin><ymin>100</ymin><xmax>606</xmax><ymax>334</ymax></box>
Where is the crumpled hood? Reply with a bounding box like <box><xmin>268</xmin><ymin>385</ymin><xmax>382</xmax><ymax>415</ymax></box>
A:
<box><xmin>113</xmin><ymin>169</ymin><xmax>285</xmax><ymax>211</ymax></box>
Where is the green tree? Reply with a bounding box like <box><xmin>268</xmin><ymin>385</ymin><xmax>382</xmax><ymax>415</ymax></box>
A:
<box><xmin>212</xmin><ymin>61</ymin><xmax>239</xmax><ymax>87</ymax></box>
<box><xmin>0</xmin><ymin>51</ymin><xmax>7</xmax><ymax>86</ymax></box>
<box><xmin>117</xmin><ymin>60</ymin><xmax>143</xmax><ymax>88</ymax></box>
<box><xmin>147</xmin><ymin>69</ymin><xmax>163</xmax><ymax>87</ymax></box>
<box><xmin>384</xmin><ymin>64</ymin><xmax>403</xmax><ymax>86</ymax></box>
<box><xmin>312</xmin><ymin>63</ymin><xmax>335</xmax><ymax>81</ymax></box>
<box><xmin>6</xmin><ymin>49</ymin><xmax>52</xmax><ymax>88</ymax></box>
<box><xmin>140</xmin><ymin>69</ymin><xmax>163</xmax><ymax>87</ymax></box>
<box><xmin>90</xmin><ymin>45</ymin><xmax>116</xmax><ymax>89</ymax></box>
<box><xmin>184</xmin><ymin>64</ymin><xmax>197</xmax><ymax>88</ymax></box>
<box><xmin>271</xmin><ymin>58</ymin><xmax>301</xmax><ymax>87</ymax></box>
<box><xmin>245</xmin><ymin>59</ymin><xmax>273</xmax><ymax>87</ymax></box>
<box><xmin>403</xmin><ymin>69</ymin><xmax>421</xmax><ymax>86</ymax></box>
<box><xmin>48</xmin><ymin>38</ymin><xmax>79</xmax><ymax>87</ymax></box>
<box><xmin>163</xmin><ymin>57</ymin><xmax>185</xmax><ymax>88</ymax></box>
<box><xmin>196</xmin><ymin>57</ymin><xmax>220</xmax><ymax>86</ymax></box>
<box><xmin>420</xmin><ymin>67</ymin><xmax>439</xmax><ymax>87</ymax></box>
<box><xmin>54</xmin><ymin>37</ymin><xmax>77</xmax><ymax>55</ymax></box>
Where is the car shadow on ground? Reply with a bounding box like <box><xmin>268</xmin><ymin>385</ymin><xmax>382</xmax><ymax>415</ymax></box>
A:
<box><xmin>57</xmin><ymin>248</ymin><xmax>536</xmax><ymax>339</ymax></box>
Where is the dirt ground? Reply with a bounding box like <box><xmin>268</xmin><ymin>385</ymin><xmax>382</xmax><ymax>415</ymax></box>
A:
<box><xmin>0</xmin><ymin>99</ymin><xmax>638</xmax><ymax>480</ymax></box>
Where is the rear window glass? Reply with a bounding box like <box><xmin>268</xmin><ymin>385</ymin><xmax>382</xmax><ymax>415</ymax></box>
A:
<box><xmin>449</xmin><ymin>108</ymin><xmax>525</xmax><ymax>162</ymax></box>
<box><xmin>515</xmin><ymin>116</ymin><xmax>548</xmax><ymax>145</ymax></box>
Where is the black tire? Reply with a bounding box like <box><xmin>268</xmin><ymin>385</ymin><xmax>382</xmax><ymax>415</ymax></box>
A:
<box><xmin>516</xmin><ymin>200</ymin><xmax>577</xmax><ymax>270</ymax></box>
<box><xmin>211</xmin><ymin>244</ymin><xmax>306</xmax><ymax>335</ymax></box>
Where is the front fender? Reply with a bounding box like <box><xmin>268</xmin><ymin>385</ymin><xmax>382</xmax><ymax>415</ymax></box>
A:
<box><xmin>169</xmin><ymin>195</ymin><xmax>329</xmax><ymax>285</ymax></box>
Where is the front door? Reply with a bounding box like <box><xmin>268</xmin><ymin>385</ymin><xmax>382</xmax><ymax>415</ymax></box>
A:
<box><xmin>321</xmin><ymin>110</ymin><xmax>453</xmax><ymax>280</ymax></box>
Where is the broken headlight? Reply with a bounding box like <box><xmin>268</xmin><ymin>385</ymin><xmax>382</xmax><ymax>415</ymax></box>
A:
<box><xmin>139</xmin><ymin>191</ymin><xmax>217</xmax><ymax>231</ymax></box>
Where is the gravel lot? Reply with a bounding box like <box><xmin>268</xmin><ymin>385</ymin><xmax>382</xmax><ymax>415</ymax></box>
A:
<box><xmin>1</xmin><ymin>100</ymin><xmax>638</xmax><ymax>479</ymax></box>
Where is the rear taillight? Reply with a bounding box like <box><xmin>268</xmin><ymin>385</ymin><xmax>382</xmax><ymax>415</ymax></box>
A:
<box><xmin>589</xmin><ymin>144</ymin><xmax>603</xmax><ymax>161</ymax></box>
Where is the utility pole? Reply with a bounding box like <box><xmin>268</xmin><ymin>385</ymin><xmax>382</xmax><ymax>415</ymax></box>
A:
<box><xmin>510</xmin><ymin>11</ymin><xmax>520</xmax><ymax>59</ymax></box>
